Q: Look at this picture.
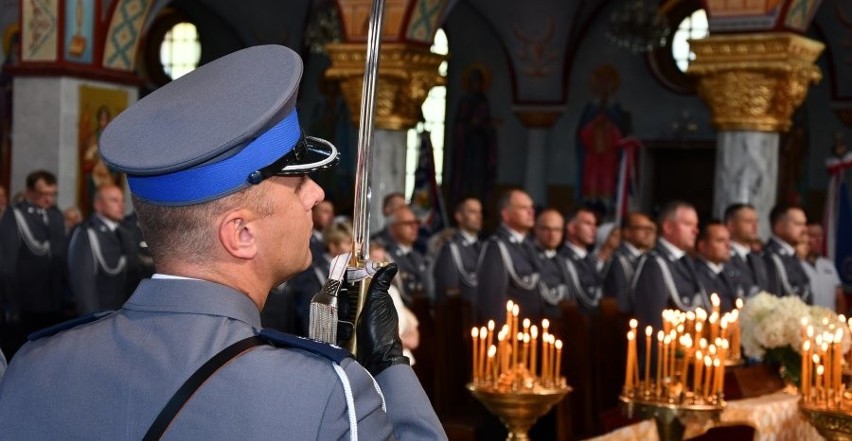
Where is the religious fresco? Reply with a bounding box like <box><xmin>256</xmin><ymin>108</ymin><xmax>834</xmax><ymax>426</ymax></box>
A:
<box><xmin>77</xmin><ymin>85</ymin><xmax>127</xmax><ymax>215</ymax></box>
<box><xmin>102</xmin><ymin>0</ymin><xmax>153</xmax><ymax>71</ymax></box>
<box><xmin>512</xmin><ymin>17</ymin><xmax>558</xmax><ymax>78</ymax></box>
<box><xmin>784</xmin><ymin>0</ymin><xmax>822</xmax><ymax>31</ymax></box>
<box><xmin>64</xmin><ymin>0</ymin><xmax>95</xmax><ymax>64</ymax></box>
<box><xmin>576</xmin><ymin>64</ymin><xmax>631</xmax><ymax>212</ymax></box>
<box><xmin>22</xmin><ymin>0</ymin><xmax>59</xmax><ymax>62</ymax></box>
<box><xmin>405</xmin><ymin>0</ymin><xmax>445</xmax><ymax>42</ymax></box>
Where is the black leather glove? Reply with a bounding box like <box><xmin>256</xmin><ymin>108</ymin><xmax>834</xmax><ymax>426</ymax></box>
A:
<box><xmin>336</xmin><ymin>274</ymin><xmax>359</xmax><ymax>346</ymax></box>
<box><xmin>356</xmin><ymin>263</ymin><xmax>409</xmax><ymax>376</ymax></box>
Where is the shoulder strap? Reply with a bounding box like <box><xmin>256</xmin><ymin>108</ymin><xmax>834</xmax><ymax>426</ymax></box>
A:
<box><xmin>12</xmin><ymin>207</ymin><xmax>51</xmax><ymax>257</ymax></box>
<box><xmin>143</xmin><ymin>336</ymin><xmax>264</xmax><ymax>441</ymax></box>
<box><xmin>449</xmin><ymin>242</ymin><xmax>478</xmax><ymax>287</ymax></box>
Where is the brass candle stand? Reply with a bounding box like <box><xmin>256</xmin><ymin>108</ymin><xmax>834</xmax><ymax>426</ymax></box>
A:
<box><xmin>619</xmin><ymin>391</ymin><xmax>724</xmax><ymax>441</ymax></box>
<box><xmin>467</xmin><ymin>302</ymin><xmax>572</xmax><ymax>440</ymax></box>
<box><xmin>467</xmin><ymin>382</ymin><xmax>571</xmax><ymax>441</ymax></box>
<box><xmin>800</xmin><ymin>403</ymin><xmax>852</xmax><ymax>441</ymax></box>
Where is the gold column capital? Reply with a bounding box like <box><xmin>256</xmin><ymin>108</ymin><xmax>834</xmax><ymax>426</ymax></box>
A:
<box><xmin>325</xmin><ymin>42</ymin><xmax>446</xmax><ymax>131</ymax></box>
<box><xmin>687</xmin><ymin>33</ymin><xmax>824</xmax><ymax>132</ymax></box>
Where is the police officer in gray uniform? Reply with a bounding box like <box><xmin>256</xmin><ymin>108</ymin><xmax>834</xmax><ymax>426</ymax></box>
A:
<box><xmin>559</xmin><ymin>207</ymin><xmax>604</xmax><ymax>314</ymax></box>
<box><xmin>603</xmin><ymin>212</ymin><xmax>656</xmax><ymax>314</ymax></box>
<box><xmin>0</xmin><ymin>45</ymin><xmax>446</xmax><ymax>440</ymax></box>
<box><xmin>632</xmin><ymin>201</ymin><xmax>706</xmax><ymax>332</ymax></box>
<box><xmin>723</xmin><ymin>203</ymin><xmax>769</xmax><ymax>297</ymax></box>
<box><xmin>477</xmin><ymin>189</ymin><xmax>541</xmax><ymax>325</ymax></box>
<box><xmin>433</xmin><ymin>197</ymin><xmax>482</xmax><ymax>304</ymax></box>
<box><xmin>385</xmin><ymin>205</ymin><xmax>432</xmax><ymax>303</ymax></box>
<box><xmin>531</xmin><ymin>209</ymin><xmax>570</xmax><ymax>319</ymax></box>
<box><xmin>67</xmin><ymin>184</ymin><xmax>139</xmax><ymax>314</ymax></box>
<box><xmin>763</xmin><ymin>205</ymin><xmax>812</xmax><ymax>302</ymax></box>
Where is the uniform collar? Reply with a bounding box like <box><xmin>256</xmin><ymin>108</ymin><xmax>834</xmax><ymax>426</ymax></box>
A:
<box><xmin>700</xmin><ymin>258</ymin><xmax>724</xmax><ymax>275</ymax></box>
<box><xmin>730</xmin><ymin>241</ymin><xmax>750</xmax><ymax>259</ymax></box>
<box><xmin>770</xmin><ymin>235</ymin><xmax>796</xmax><ymax>256</ymax></box>
<box><xmin>459</xmin><ymin>229</ymin><xmax>478</xmax><ymax>245</ymax></box>
<box><xmin>658</xmin><ymin>237</ymin><xmax>686</xmax><ymax>260</ymax></box>
<box><xmin>623</xmin><ymin>241</ymin><xmax>641</xmax><ymax>258</ymax></box>
<box><xmin>565</xmin><ymin>242</ymin><xmax>588</xmax><ymax>259</ymax></box>
<box><xmin>123</xmin><ymin>278</ymin><xmax>262</xmax><ymax>328</ymax></box>
<box><xmin>501</xmin><ymin>224</ymin><xmax>527</xmax><ymax>244</ymax></box>
<box><xmin>95</xmin><ymin>214</ymin><xmax>119</xmax><ymax>232</ymax></box>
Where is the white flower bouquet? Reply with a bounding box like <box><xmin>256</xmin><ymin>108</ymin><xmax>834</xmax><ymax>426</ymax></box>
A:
<box><xmin>740</xmin><ymin>292</ymin><xmax>851</xmax><ymax>385</ymax></box>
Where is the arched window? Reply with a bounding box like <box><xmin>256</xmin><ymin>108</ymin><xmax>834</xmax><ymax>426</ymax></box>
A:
<box><xmin>647</xmin><ymin>0</ymin><xmax>707</xmax><ymax>94</ymax></box>
<box><xmin>404</xmin><ymin>28</ymin><xmax>448</xmax><ymax>199</ymax></box>
<box><xmin>671</xmin><ymin>9</ymin><xmax>708</xmax><ymax>72</ymax></box>
<box><xmin>159</xmin><ymin>22</ymin><xmax>200</xmax><ymax>80</ymax></box>
<box><xmin>142</xmin><ymin>8</ymin><xmax>201</xmax><ymax>88</ymax></box>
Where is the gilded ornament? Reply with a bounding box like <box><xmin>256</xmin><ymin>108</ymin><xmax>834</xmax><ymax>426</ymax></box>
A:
<box><xmin>325</xmin><ymin>43</ymin><xmax>445</xmax><ymax>130</ymax></box>
<box><xmin>687</xmin><ymin>33</ymin><xmax>824</xmax><ymax>132</ymax></box>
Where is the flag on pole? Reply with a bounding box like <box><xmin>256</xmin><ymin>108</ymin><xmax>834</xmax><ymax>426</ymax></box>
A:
<box><xmin>825</xmin><ymin>152</ymin><xmax>852</xmax><ymax>286</ymax></box>
<box><xmin>614</xmin><ymin>136</ymin><xmax>642</xmax><ymax>227</ymax></box>
<box><xmin>410</xmin><ymin>130</ymin><xmax>447</xmax><ymax>235</ymax></box>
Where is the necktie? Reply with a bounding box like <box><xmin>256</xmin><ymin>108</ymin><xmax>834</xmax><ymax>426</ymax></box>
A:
<box><xmin>36</xmin><ymin>208</ymin><xmax>48</xmax><ymax>225</ymax></box>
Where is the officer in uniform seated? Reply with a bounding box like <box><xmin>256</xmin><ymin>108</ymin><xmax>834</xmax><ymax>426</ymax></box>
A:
<box><xmin>0</xmin><ymin>170</ymin><xmax>67</xmax><ymax>344</ymax></box>
<box><xmin>632</xmin><ymin>201</ymin><xmax>705</xmax><ymax>331</ymax></box>
<box><xmin>477</xmin><ymin>189</ymin><xmax>541</xmax><ymax>324</ymax></box>
<box><xmin>385</xmin><ymin>205</ymin><xmax>432</xmax><ymax>302</ymax></box>
<box><xmin>0</xmin><ymin>45</ymin><xmax>446</xmax><ymax>440</ymax></box>
<box><xmin>694</xmin><ymin>221</ymin><xmax>739</xmax><ymax>312</ymax></box>
<box><xmin>560</xmin><ymin>206</ymin><xmax>604</xmax><ymax>314</ymax></box>
<box><xmin>603</xmin><ymin>212</ymin><xmax>656</xmax><ymax>313</ymax></box>
<box><xmin>723</xmin><ymin>203</ymin><xmax>769</xmax><ymax>297</ymax></box>
<box><xmin>763</xmin><ymin>205</ymin><xmax>812</xmax><ymax>302</ymax></box>
<box><xmin>67</xmin><ymin>184</ymin><xmax>140</xmax><ymax>314</ymax></box>
<box><xmin>532</xmin><ymin>209</ymin><xmax>570</xmax><ymax>319</ymax></box>
<box><xmin>433</xmin><ymin>197</ymin><xmax>482</xmax><ymax>304</ymax></box>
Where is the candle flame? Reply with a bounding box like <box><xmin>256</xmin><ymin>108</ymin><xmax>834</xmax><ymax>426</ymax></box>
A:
<box><xmin>472</xmin><ymin>328</ymin><xmax>479</xmax><ymax>338</ymax></box>
<box><xmin>711</xmin><ymin>293</ymin><xmax>720</xmax><ymax>306</ymax></box>
<box><xmin>645</xmin><ymin>326</ymin><xmax>653</xmax><ymax>337</ymax></box>
<box><xmin>488</xmin><ymin>345</ymin><xmax>496</xmax><ymax>357</ymax></box>
<box><xmin>629</xmin><ymin>318</ymin><xmax>638</xmax><ymax>329</ymax></box>
<box><xmin>531</xmin><ymin>325</ymin><xmax>538</xmax><ymax>338</ymax></box>
<box><xmin>555</xmin><ymin>339</ymin><xmax>563</xmax><ymax>350</ymax></box>
<box><xmin>488</xmin><ymin>320</ymin><xmax>495</xmax><ymax>331</ymax></box>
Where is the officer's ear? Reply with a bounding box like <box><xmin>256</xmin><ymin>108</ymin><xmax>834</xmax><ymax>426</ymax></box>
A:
<box><xmin>219</xmin><ymin>208</ymin><xmax>258</xmax><ymax>260</ymax></box>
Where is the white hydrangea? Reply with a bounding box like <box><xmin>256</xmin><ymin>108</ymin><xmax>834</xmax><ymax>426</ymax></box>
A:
<box><xmin>739</xmin><ymin>292</ymin><xmax>850</xmax><ymax>360</ymax></box>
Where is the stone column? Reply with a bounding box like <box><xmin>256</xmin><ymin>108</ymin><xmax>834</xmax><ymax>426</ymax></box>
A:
<box><xmin>688</xmin><ymin>33</ymin><xmax>823</xmax><ymax>237</ymax></box>
<box><xmin>11</xmin><ymin>77</ymin><xmax>138</xmax><ymax>211</ymax></box>
<box><xmin>515</xmin><ymin>108</ymin><xmax>563</xmax><ymax>206</ymax></box>
<box><xmin>325</xmin><ymin>43</ymin><xmax>444</xmax><ymax>227</ymax></box>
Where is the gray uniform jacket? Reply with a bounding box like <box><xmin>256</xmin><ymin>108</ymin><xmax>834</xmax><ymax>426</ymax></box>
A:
<box><xmin>762</xmin><ymin>238</ymin><xmax>812</xmax><ymax>303</ymax></box>
<box><xmin>476</xmin><ymin>226</ymin><xmax>541</xmax><ymax>325</ymax></box>
<box><xmin>0</xmin><ymin>278</ymin><xmax>446</xmax><ymax>440</ymax></box>
<box><xmin>558</xmin><ymin>245</ymin><xmax>603</xmax><ymax>314</ymax></box>
<box><xmin>693</xmin><ymin>259</ymin><xmax>740</xmax><ymax>312</ymax></box>
<box><xmin>632</xmin><ymin>242</ymin><xmax>707</xmax><ymax>331</ymax></box>
<box><xmin>727</xmin><ymin>248</ymin><xmax>769</xmax><ymax>298</ymax></box>
<box><xmin>0</xmin><ymin>201</ymin><xmax>67</xmax><ymax>314</ymax></box>
<box><xmin>67</xmin><ymin>215</ymin><xmax>139</xmax><ymax>314</ymax></box>
<box><xmin>603</xmin><ymin>243</ymin><xmax>641</xmax><ymax>314</ymax></box>
<box><xmin>432</xmin><ymin>231</ymin><xmax>480</xmax><ymax>304</ymax></box>
<box><xmin>387</xmin><ymin>241</ymin><xmax>431</xmax><ymax>303</ymax></box>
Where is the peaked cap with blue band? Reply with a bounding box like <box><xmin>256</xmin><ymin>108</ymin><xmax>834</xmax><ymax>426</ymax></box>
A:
<box><xmin>99</xmin><ymin>45</ymin><xmax>339</xmax><ymax>206</ymax></box>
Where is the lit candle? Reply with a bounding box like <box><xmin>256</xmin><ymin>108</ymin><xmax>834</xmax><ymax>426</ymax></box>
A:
<box><xmin>709</xmin><ymin>312</ymin><xmax>719</xmax><ymax>342</ymax></box>
<box><xmin>703</xmin><ymin>355</ymin><xmax>713</xmax><ymax>398</ymax></box>
<box><xmin>729</xmin><ymin>309</ymin><xmax>740</xmax><ymax>359</ymax></box>
<box><xmin>625</xmin><ymin>330</ymin><xmax>636</xmax><ymax>392</ymax></box>
<box><xmin>662</xmin><ymin>334</ymin><xmax>670</xmax><ymax>380</ymax></box>
<box><xmin>801</xmin><ymin>317</ymin><xmax>809</xmax><ymax>342</ymax></box>
<box><xmin>693</xmin><ymin>350</ymin><xmax>703</xmax><ymax>393</ymax></box>
<box><xmin>487</xmin><ymin>345</ymin><xmax>496</xmax><ymax>383</ymax></box>
<box><xmin>531</xmin><ymin>325</ymin><xmax>539</xmax><ymax>377</ymax></box>
<box><xmin>515</xmin><ymin>332</ymin><xmax>523</xmax><ymax>373</ymax></box>
<box><xmin>680</xmin><ymin>334</ymin><xmax>693</xmax><ymax>386</ymax></box>
<box><xmin>644</xmin><ymin>326</ymin><xmax>652</xmax><ymax>394</ymax></box>
<box><xmin>487</xmin><ymin>320</ymin><xmax>495</xmax><ymax>359</ymax></box>
<box><xmin>512</xmin><ymin>305</ymin><xmax>519</xmax><ymax>372</ymax></box>
<box><xmin>656</xmin><ymin>331</ymin><xmax>664</xmax><ymax>396</ymax></box>
<box><xmin>523</xmin><ymin>318</ymin><xmax>530</xmax><ymax>337</ymax></box>
<box><xmin>713</xmin><ymin>357</ymin><xmax>722</xmax><ymax>395</ymax></box>
<box><xmin>555</xmin><ymin>339</ymin><xmax>563</xmax><ymax>386</ymax></box>
<box><xmin>523</xmin><ymin>333</ymin><xmax>530</xmax><ymax>371</ymax></box>
<box><xmin>817</xmin><ymin>365</ymin><xmax>825</xmax><ymax>402</ymax></box>
<box><xmin>478</xmin><ymin>326</ymin><xmax>487</xmax><ymax>380</ymax></box>
<box><xmin>505</xmin><ymin>301</ymin><xmax>513</xmax><ymax>329</ymax></box>
<box><xmin>471</xmin><ymin>327</ymin><xmax>479</xmax><ymax>382</ymax></box>
<box><xmin>802</xmin><ymin>340</ymin><xmax>811</xmax><ymax>401</ymax></box>
<box><xmin>710</xmin><ymin>293</ymin><xmax>720</xmax><ymax>315</ymax></box>
<box><xmin>669</xmin><ymin>331</ymin><xmax>677</xmax><ymax>380</ymax></box>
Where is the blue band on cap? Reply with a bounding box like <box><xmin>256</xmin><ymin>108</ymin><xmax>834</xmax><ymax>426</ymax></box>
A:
<box><xmin>127</xmin><ymin>111</ymin><xmax>301</xmax><ymax>205</ymax></box>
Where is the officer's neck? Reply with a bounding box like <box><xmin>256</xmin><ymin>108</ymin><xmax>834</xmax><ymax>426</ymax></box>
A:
<box><xmin>158</xmin><ymin>259</ymin><xmax>268</xmax><ymax>310</ymax></box>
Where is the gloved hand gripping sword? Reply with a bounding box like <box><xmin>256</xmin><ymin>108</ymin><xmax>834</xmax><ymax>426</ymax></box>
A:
<box><xmin>309</xmin><ymin>0</ymin><xmax>387</xmax><ymax>354</ymax></box>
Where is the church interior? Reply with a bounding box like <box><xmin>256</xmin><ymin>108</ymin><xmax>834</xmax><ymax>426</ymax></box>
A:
<box><xmin>2</xmin><ymin>0</ymin><xmax>852</xmax><ymax>440</ymax></box>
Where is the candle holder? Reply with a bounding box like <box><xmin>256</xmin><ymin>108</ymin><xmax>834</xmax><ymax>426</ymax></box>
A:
<box><xmin>800</xmin><ymin>403</ymin><xmax>852</xmax><ymax>441</ymax></box>
<box><xmin>468</xmin><ymin>382</ymin><xmax>571</xmax><ymax>441</ymax></box>
<box><xmin>619</xmin><ymin>394</ymin><xmax>724</xmax><ymax>441</ymax></box>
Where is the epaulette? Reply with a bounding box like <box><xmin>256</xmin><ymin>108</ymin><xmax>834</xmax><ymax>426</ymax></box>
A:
<box><xmin>259</xmin><ymin>328</ymin><xmax>353</xmax><ymax>364</ymax></box>
<box><xmin>28</xmin><ymin>311</ymin><xmax>113</xmax><ymax>341</ymax></box>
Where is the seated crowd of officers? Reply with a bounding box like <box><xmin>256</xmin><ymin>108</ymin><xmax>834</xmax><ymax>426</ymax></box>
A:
<box><xmin>0</xmin><ymin>170</ymin><xmax>844</xmax><ymax>376</ymax></box>
<box><xmin>280</xmin><ymin>187</ymin><xmax>844</xmax><ymax>348</ymax></box>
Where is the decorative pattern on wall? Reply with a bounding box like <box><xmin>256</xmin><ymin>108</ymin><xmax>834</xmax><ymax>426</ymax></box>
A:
<box><xmin>102</xmin><ymin>0</ymin><xmax>152</xmax><ymax>71</ymax></box>
<box><xmin>22</xmin><ymin>0</ymin><xmax>58</xmax><ymax>62</ymax></box>
<box><xmin>785</xmin><ymin>0</ymin><xmax>820</xmax><ymax>31</ymax></box>
<box><xmin>65</xmin><ymin>0</ymin><xmax>95</xmax><ymax>64</ymax></box>
<box><xmin>406</xmin><ymin>0</ymin><xmax>444</xmax><ymax>42</ymax></box>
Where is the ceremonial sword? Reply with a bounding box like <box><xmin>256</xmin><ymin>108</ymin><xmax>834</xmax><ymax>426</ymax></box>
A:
<box><xmin>310</xmin><ymin>0</ymin><xmax>387</xmax><ymax>354</ymax></box>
